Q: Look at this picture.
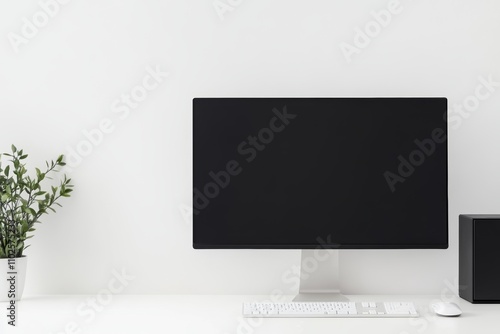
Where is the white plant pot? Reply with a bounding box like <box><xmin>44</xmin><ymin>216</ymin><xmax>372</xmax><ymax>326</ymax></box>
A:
<box><xmin>0</xmin><ymin>256</ymin><xmax>27</xmax><ymax>302</ymax></box>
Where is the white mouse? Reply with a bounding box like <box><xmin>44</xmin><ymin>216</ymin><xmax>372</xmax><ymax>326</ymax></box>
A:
<box><xmin>431</xmin><ymin>302</ymin><xmax>462</xmax><ymax>317</ymax></box>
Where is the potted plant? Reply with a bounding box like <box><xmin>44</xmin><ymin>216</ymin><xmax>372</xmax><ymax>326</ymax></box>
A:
<box><xmin>0</xmin><ymin>145</ymin><xmax>73</xmax><ymax>301</ymax></box>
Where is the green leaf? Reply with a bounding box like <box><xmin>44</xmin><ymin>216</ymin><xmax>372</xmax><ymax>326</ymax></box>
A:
<box><xmin>21</xmin><ymin>220</ymin><xmax>28</xmax><ymax>233</ymax></box>
<box><xmin>4</xmin><ymin>165</ymin><xmax>9</xmax><ymax>176</ymax></box>
<box><xmin>11</xmin><ymin>144</ymin><xmax>17</xmax><ymax>153</ymax></box>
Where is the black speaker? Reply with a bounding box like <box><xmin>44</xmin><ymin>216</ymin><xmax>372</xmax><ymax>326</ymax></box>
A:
<box><xmin>459</xmin><ymin>214</ymin><xmax>500</xmax><ymax>303</ymax></box>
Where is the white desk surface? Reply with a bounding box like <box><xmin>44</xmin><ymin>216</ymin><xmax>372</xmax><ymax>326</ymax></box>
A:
<box><xmin>1</xmin><ymin>294</ymin><xmax>498</xmax><ymax>333</ymax></box>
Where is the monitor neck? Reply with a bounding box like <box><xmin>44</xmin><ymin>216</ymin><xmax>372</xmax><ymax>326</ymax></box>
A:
<box><xmin>293</xmin><ymin>249</ymin><xmax>348</xmax><ymax>302</ymax></box>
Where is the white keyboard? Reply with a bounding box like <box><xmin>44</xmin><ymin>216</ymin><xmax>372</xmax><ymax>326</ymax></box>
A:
<box><xmin>243</xmin><ymin>301</ymin><xmax>418</xmax><ymax>318</ymax></box>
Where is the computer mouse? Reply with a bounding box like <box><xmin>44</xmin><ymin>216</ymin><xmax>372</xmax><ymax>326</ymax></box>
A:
<box><xmin>431</xmin><ymin>302</ymin><xmax>462</xmax><ymax>317</ymax></box>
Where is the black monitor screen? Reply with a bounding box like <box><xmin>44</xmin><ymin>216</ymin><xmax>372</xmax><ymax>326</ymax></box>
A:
<box><xmin>193</xmin><ymin>98</ymin><xmax>448</xmax><ymax>249</ymax></box>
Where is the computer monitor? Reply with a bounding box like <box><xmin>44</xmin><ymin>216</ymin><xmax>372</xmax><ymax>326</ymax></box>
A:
<box><xmin>193</xmin><ymin>97</ymin><xmax>448</xmax><ymax>300</ymax></box>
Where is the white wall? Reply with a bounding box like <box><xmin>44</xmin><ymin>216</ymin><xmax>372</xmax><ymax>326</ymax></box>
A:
<box><xmin>0</xmin><ymin>0</ymin><xmax>499</xmax><ymax>296</ymax></box>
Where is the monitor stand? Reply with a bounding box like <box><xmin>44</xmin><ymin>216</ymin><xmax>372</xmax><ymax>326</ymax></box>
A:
<box><xmin>292</xmin><ymin>249</ymin><xmax>348</xmax><ymax>302</ymax></box>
